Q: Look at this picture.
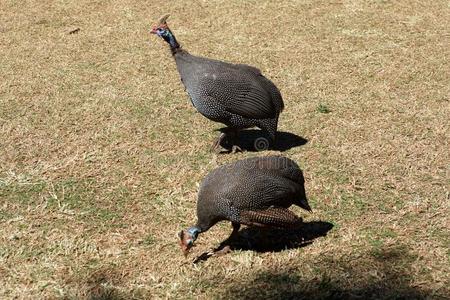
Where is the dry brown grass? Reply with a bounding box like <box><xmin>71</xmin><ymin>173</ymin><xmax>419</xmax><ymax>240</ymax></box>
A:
<box><xmin>1</xmin><ymin>0</ymin><xmax>449</xmax><ymax>299</ymax></box>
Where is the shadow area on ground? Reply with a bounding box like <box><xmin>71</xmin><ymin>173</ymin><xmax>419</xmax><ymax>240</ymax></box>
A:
<box><xmin>221</xmin><ymin>246</ymin><xmax>436</xmax><ymax>300</ymax></box>
<box><xmin>81</xmin><ymin>243</ymin><xmax>441</xmax><ymax>300</ymax></box>
<box><xmin>231</xmin><ymin>221</ymin><xmax>334</xmax><ymax>252</ymax></box>
<box><xmin>218</xmin><ymin>129</ymin><xmax>308</xmax><ymax>152</ymax></box>
<box><xmin>193</xmin><ymin>221</ymin><xmax>333</xmax><ymax>264</ymax></box>
<box><xmin>220</xmin><ymin>246</ymin><xmax>438</xmax><ymax>300</ymax></box>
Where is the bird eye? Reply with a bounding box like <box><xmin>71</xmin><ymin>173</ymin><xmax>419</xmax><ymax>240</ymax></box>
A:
<box><xmin>187</xmin><ymin>240</ymin><xmax>193</xmax><ymax>246</ymax></box>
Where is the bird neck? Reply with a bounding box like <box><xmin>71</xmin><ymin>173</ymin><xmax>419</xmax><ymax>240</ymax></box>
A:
<box><xmin>187</xmin><ymin>226</ymin><xmax>201</xmax><ymax>240</ymax></box>
<box><xmin>195</xmin><ymin>216</ymin><xmax>219</xmax><ymax>233</ymax></box>
<box><xmin>162</xmin><ymin>29</ymin><xmax>180</xmax><ymax>55</ymax></box>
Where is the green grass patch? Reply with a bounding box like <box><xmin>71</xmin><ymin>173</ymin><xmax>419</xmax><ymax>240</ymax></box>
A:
<box><xmin>316</xmin><ymin>104</ymin><xmax>331</xmax><ymax>114</ymax></box>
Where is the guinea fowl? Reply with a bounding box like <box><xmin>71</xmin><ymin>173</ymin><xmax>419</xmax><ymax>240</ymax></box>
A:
<box><xmin>178</xmin><ymin>156</ymin><xmax>312</xmax><ymax>256</ymax></box>
<box><xmin>151</xmin><ymin>15</ymin><xmax>284</xmax><ymax>152</ymax></box>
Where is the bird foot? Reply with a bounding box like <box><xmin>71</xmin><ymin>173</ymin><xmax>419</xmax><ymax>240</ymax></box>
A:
<box><xmin>213</xmin><ymin>245</ymin><xmax>232</xmax><ymax>256</ymax></box>
<box><xmin>211</xmin><ymin>133</ymin><xmax>226</xmax><ymax>153</ymax></box>
<box><xmin>211</xmin><ymin>135</ymin><xmax>241</xmax><ymax>154</ymax></box>
<box><xmin>192</xmin><ymin>246</ymin><xmax>232</xmax><ymax>264</ymax></box>
<box><xmin>231</xmin><ymin>145</ymin><xmax>242</xmax><ymax>153</ymax></box>
<box><xmin>212</xmin><ymin>144</ymin><xmax>230</xmax><ymax>154</ymax></box>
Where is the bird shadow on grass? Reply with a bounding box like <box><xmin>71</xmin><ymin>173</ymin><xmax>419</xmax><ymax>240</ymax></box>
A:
<box><xmin>218</xmin><ymin>129</ymin><xmax>308</xmax><ymax>152</ymax></box>
<box><xmin>193</xmin><ymin>221</ymin><xmax>333</xmax><ymax>264</ymax></box>
<box><xmin>220</xmin><ymin>246</ymin><xmax>437</xmax><ymax>300</ymax></box>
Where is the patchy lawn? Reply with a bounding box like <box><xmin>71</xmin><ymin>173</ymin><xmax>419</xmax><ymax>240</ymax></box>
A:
<box><xmin>0</xmin><ymin>0</ymin><xmax>448</xmax><ymax>298</ymax></box>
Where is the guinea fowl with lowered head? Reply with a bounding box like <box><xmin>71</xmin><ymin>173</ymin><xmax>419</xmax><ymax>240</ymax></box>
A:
<box><xmin>178</xmin><ymin>156</ymin><xmax>312</xmax><ymax>256</ymax></box>
<box><xmin>150</xmin><ymin>14</ymin><xmax>285</xmax><ymax>152</ymax></box>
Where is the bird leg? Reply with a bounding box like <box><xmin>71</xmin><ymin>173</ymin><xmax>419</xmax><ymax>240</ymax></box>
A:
<box><xmin>224</xmin><ymin>129</ymin><xmax>243</xmax><ymax>153</ymax></box>
<box><xmin>213</xmin><ymin>222</ymin><xmax>241</xmax><ymax>256</ymax></box>
<box><xmin>211</xmin><ymin>128</ymin><xmax>242</xmax><ymax>153</ymax></box>
<box><xmin>211</xmin><ymin>132</ymin><xmax>227</xmax><ymax>153</ymax></box>
<box><xmin>231</xmin><ymin>143</ymin><xmax>242</xmax><ymax>154</ymax></box>
<box><xmin>226</xmin><ymin>129</ymin><xmax>243</xmax><ymax>153</ymax></box>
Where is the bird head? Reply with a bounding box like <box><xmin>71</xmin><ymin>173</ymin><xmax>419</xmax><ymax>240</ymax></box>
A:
<box><xmin>178</xmin><ymin>226</ymin><xmax>200</xmax><ymax>257</ymax></box>
<box><xmin>150</xmin><ymin>14</ymin><xmax>180</xmax><ymax>49</ymax></box>
<box><xmin>150</xmin><ymin>14</ymin><xmax>171</xmax><ymax>38</ymax></box>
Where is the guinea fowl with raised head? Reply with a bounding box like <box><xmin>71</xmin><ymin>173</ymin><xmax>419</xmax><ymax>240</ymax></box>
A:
<box><xmin>178</xmin><ymin>156</ymin><xmax>312</xmax><ymax>256</ymax></box>
<box><xmin>150</xmin><ymin>14</ymin><xmax>285</xmax><ymax>152</ymax></box>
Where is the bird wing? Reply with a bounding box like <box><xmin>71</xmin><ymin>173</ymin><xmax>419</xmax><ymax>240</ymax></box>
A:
<box><xmin>258</xmin><ymin>175</ymin><xmax>301</xmax><ymax>206</ymax></box>
<box><xmin>176</xmin><ymin>53</ymin><xmax>283</xmax><ymax>119</ymax></box>
<box><xmin>228</xmin><ymin>172</ymin><xmax>301</xmax><ymax>211</ymax></box>
<box><xmin>224</xmin><ymin>79</ymin><xmax>276</xmax><ymax>119</ymax></box>
<box><xmin>256</xmin><ymin>75</ymin><xmax>284</xmax><ymax>113</ymax></box>
<box><xmin>231</xmin><ymin>63</ymin><xmax>284</xmax><ymax>114</ymax></box>
<box><xmin>233</xmin><ymin>63</ymin><xmax>262</xmax><ymax>75</ymax></box>
<box><xmin>195</xmin><ymin>63</ymin><xmax>280</xmax><ymax>119</ymax></box>
<box><xmin>239</xmin><ymin>207</ymin><xmax>303</xmax><ymax>228</ymax></box>
<box><xmin>199</xmin><ymin>75</ymin><xmax>276</xmax><ymax>119</ymax></box>
<box><xmin>237</xmin><ymin>156</ymin><xmax>303</xmax><ymax>183</ymax></box>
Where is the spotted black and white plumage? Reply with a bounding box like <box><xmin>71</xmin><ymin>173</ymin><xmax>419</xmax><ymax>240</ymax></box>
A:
<box><xmin>195</xmin><ymin>156</ymin><xmax>311</xmax><ymax>232</ymax></box>
<box><xmin>178</xmin><ymin>155</ymin><xmax>312</xmax><ymax>255</ymax></box>
<box><xmin>152</xmin><ymin>15</ymin><xmax>284</xmax><ymax>144</ymax></box>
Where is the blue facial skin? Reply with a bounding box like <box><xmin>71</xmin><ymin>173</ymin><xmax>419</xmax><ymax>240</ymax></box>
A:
<box><xmin>187</xmin><ymin>226</ymin><xmax>200</xmax><ymax>241</ymax></box>
<box><xmin>156</xmin><ymin>27</ymin><xmax>178</xmax><ymax>48</ymax></box>
<box><xmin>181</xmin><ymin>226</ymin><xmax>200</xmax><ymax>254</ymax></box>
<box><xmin>155</xmin><ymin>28</ymin><xmax>167</xmax><ymax>37</ymax></box>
